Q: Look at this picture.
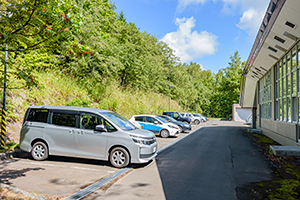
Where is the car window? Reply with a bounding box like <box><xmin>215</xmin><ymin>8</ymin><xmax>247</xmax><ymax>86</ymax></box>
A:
<box><xmin>162</xmin><ymin>116</ymin><xmax>176</xmax><ymax>122</ymax></box>
<box><xmin>135</xmin><ymin>116</ymin><xmax>144</xmax><ymax>122</ymax></box>
<box><xmin>173</xmin><ymin>113</ymin><xmax>179</xmax><ymax>118</ymax></box>
<box><xmin>27</xmin><ymin>109</ymin><xmax>49</xmax><ymax>123</ymax></box>
<box><xmin>164</xmin><ymin>112</ymin><xmax>170</xmax><ymax>117</ymax></box>
<box><xmin>101</xmin><ymin>112</ymin><xmax>135</xmax><ymax>131</ymax></box>
<box><xmin>52</xmin><ymin>112</ymin><xmax>76</xmax><ymax>128</ymax></box>
<box><xmin>81</xmin><ymin>113</ymin><xmax>101</xmax><ymax>130</ymax></box>
<box><xmin>145</xmin><ymin>117</ymin><xmax>156</xmax><ymax>123</ymax></box>
<box><xmin>156</xmin><ymin>116</ymin><xmax>167</xmax><ymax>123</ymax></box>
<box><xmin>81</xmin><ymin>113</ymin><xmax>117</xmax><ymax>132</ymax></box>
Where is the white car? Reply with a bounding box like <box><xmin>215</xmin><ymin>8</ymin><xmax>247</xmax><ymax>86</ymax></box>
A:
<box><xmin>181</xmin><ymin>113</ymin><xmax>201</xmax><ymax>125</ymax></box>
<box><xmin>129</xmin><ymin>115</ymin><xmax>180</xmax><ymax>138</ymax></box>
<box><xmin>193</xmin><ymin>113</ymin><xmax>206</xmax><ymax>122</ymax></box>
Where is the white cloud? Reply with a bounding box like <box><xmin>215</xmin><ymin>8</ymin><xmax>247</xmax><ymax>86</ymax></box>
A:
<box><xmin>176</xmin><ymin>0</ymin><xmax>207</xmax><ymax>13</ymax></box>
<box><xmin>161</xmin><ymin>17</ymin><xmax>218</xmax><ymax>63</ymax></box>
<box><xmin>218</xmin><ymin>0</ymin><xmax>269</xmax><ymax>38</ymax></box>
<box><xmin>236</xmin><ymin>8</ymin><xmax>265</xmax><ymax>37</ymax></box>
<box><xmin>175</xmin><ymin>0</ymin><xmax>269</xmax><ymax>38</ymax></box>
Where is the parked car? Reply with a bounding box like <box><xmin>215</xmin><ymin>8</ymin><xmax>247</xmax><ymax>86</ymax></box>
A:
<box><xmin>157</xmin><ymin>115</ymin><xmax>192</xmax><ymax>133</ymax></box>
<box><xmin>162</xmin><ymin>111</ymin><xmax>191</xmax><ymax>123</ymax></box>
<box><xmin>193</xmin><ymin>113</ymin><xmax>206</xmax><ymax>122</ymax></box>
<box><xmin>181</xmin><ymin>112</ymin><xmax>201</xmax><ymax>125</ymax></box>
<box><xmin>129</xmin><ymin>115</ymin><xmax>180</xmax><ymax>138</ymax></box>
<box><xmin>19</xmin><ymin>106</ymin><xmax>157</xmax><ymax>168</ymax></box>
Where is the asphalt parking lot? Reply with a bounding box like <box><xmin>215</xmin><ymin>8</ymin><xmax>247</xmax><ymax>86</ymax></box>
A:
<box><xmin>0</xmin><ymin>122</ymin><xmax>205</xmax><ymax>199</ymax></box>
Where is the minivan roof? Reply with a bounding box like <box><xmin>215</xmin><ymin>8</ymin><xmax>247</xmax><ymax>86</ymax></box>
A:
<box><xmin>29</xmin><ymin>105</ymin><xmax>111</xmax><ymax>113</ymax></box>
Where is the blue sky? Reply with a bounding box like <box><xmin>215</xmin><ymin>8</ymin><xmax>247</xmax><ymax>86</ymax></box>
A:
<box><xmin>112</xmin><ymin>0</ymin><xmax>270</xmax><ymax>73</ymax></box>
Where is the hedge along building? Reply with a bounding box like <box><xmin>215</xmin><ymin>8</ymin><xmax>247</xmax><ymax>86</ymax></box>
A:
<box><xmin>240</xmin><ymin>0</ymin><xmax>300</xmax><ymax>147</ymax></box>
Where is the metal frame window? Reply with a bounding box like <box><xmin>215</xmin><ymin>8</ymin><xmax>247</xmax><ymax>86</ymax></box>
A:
<box><xmin>275</xmin><ymin>42</ymin><xmax>300</xmax><ymax>123</ymax></box>
<box><xmin>259</xmin><ymin>70</ymin><xmax>272</xmax><ymax>119</ymax></box>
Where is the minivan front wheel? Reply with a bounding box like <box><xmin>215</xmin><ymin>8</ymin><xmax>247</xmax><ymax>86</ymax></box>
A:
<box><xmin>110</xmin><ymin>147</ymin><xmax>130</xmax><ymax>168</ymax></box>
<box><xmin>31</xmin><ymin>142</ymin><xmax>48</xmax><ymax>161</ymax></box>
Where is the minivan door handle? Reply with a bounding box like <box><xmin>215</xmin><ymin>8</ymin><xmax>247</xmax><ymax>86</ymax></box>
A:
<box><xmin>77</xmin><ymin>131</ymin><xmax>84</xmax><ymax>135</ymax></box>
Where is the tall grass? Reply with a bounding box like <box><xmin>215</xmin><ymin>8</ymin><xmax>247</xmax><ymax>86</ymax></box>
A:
<box><xmin>97</xmin><ymin>84</ymin><xmax>182</xmax><ymax>119</ymax></box>
<box><xmin>4</xmin><ymin>70</ymin><xmax>183</xmax><ymax>122</ymax></box>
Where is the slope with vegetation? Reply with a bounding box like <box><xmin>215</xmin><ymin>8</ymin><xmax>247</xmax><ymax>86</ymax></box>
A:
<box><xmin>0</xmin><ymin>0</ymin><xmax>243</xmax><ymax>143</ymax></box>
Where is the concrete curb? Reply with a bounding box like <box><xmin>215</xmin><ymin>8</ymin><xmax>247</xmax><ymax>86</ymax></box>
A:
<box><xmin>0</xmin><ymin>183</ymin><xmax>52</xmax><ymax>200</ymax></box>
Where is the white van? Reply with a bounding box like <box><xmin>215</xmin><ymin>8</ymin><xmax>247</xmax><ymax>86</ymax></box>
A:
<box><xmin>19</xmin><ymin>106</ymin><xmax>157</xmax><ymax>168</ymax></box>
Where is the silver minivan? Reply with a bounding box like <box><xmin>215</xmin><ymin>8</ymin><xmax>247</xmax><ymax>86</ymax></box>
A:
<box><xmin>19</xmin><ymin>106</ymin><xmax>157</xmax><ymax>168</ymax></box>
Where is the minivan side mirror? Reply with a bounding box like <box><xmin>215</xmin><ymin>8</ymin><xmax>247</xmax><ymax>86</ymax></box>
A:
<box><xmin>95</xmin><ymin>125</ymin><xmax>107</xmax><ymax>132</ymax></box>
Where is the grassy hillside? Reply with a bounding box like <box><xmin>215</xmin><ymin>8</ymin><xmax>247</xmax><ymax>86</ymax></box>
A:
<box><xmin>3</xmin><ymin>70</ymin><xmax>183</xmax><ymax>143</ymax></box>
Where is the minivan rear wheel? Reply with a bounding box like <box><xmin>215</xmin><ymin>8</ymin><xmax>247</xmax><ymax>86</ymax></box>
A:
<box><xmin>31</xmin><ymin>142</ymin><xmax>48</xmax><ymax>161</ymax></box>
<box><xmin>110</xmin><ymin>147</ymin><xmax>130</xmax><ymax>168</ymax></box>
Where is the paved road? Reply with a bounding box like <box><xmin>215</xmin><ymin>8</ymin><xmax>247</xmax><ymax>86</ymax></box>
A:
<box><xmin>0</xmin><ymin>123</ymin><xmax>201</xmax><ymax>199</ymax></box>
<box><xmin>98</xmin><ymin>120</ymin><xmax>272</xmax><ymax>200</ymax></box>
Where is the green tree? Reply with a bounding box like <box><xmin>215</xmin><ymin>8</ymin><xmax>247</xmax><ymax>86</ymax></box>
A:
<box><xmin>211</xmin><ymin>51</ymin><xmax>244</xmax><ymax>118</ymax></box>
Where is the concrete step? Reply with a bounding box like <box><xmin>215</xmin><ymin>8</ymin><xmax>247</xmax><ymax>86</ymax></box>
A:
<box><xmin>247</xmin><ymin>129</ymin><xmax>262</xmax><ymax>134</ymax></box>
<box><xmin>270</xmin><ymin>145</ymin><xmax>300</xmax><ymax>157</ymax></box>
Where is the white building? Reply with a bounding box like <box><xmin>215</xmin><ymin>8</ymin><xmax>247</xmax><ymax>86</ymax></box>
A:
<box><xmin>240</xmin><ymin>0</ymin><xmax>300</xmax><ymax>146</ymax></box>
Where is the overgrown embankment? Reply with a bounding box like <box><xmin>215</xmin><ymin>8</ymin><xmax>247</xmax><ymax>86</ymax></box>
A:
<box><xmin>2</xmin><ymin>70</ymin><xmax>183</xmax><ymax>144</ymax></box>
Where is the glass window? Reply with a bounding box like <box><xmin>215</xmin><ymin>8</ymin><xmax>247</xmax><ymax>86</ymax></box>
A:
<box><xmin>283</xmin><ymin>78</ymin><xmax>286</xmax><ymax>96</ymax></box>
<box><xmin>288</xmin><ymin>97</ymin><xmax>291</xmax><ymax>122</ymax></box>
<box><xmin>293</xmin><ymin>72</ymin><xmax>297</xmax><ymax>94</ymax></box>
<box><xmin>292</xmin><ymin>48</ymin><xmax>296</xmax><ymax>70</ymax></box>
<box><xmin>27</xmin><ymin>109</ymin><xmax>48</xmax><ymax>123</ymax></box>
<box><xmin>280</xmin><ymin>99</ymin><xmax>282</xmax><ymax>121</ymax></box>
<box><xmin>292</xmin><ymin>97</ymin><xmax>297</xmax><ymax>122</ymax></box>
<box><xmin>287</xmin><ymin>54</ymin><xmax>291</xmax><ymax>73</ymax></box>
<box><xmin>299</xmin><ymin>97</ymin><xmax>300</xmax><ymax>123</ymax></box>
<box><xmin>156</xmin><ymin>116</ymin><xmax>168</xmax><ymax>123</ymax></box>
<box><xmin>287</xmin><ymin>75</ymin><xmax>291</xmax><ymax>95</ymax></box>
<box><xmin>173</xmin><ymin>113</ymin><xmax>179</xmax><ymax>118</ymax></box>
<box><xmin>275</xmin><ymin>100</ymin><xmax>279</xmax><ymax>121</ymax></box>
<box><xmin>283</xmin><ymin>98</ymin><xmax>286</xmax><ymax>121</ymax></box>
<box><xmin>279</xmin><ymin>64</ymin><xmax>282</xmax><ymax>78</ymax></box>
<box><xmin>81</xmin><ymin>113</ymin><xmax>102</xmax><ymax>130</ymax></box>
<box><xmin>135</xmin><ymin>116</ymin><xmax>144</xmax><ymax>122</ymax></box>
<box><xmin>298</xmin><ymin>46</ymin><xmax>300</xmax><ymax>67</ymax></box>
<box><xmin>283</xmin><ymin>57</ymin><xmax>286</xmax><ymax>76</ymax></box>
<box><xmin>279</xmin><ymin>80</ymin><xmax>282</xmax><ymax>97</ymax></box>
<box><xmin>52</xmin><ymin>112</ymin><xmax>76</xmax><ymax>128</ymax></box>
<box><xmin>101</xmin><ymin>112</ymin><xmax>135</xmax><ymax>131</ymax></box>
<box><xmin>145</xmin><ymin>117</ymin><xmax>157</xmax><ymax>123</ymax></box>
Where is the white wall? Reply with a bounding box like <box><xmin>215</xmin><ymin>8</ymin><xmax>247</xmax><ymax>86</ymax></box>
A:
<box><xmin>235</xmin><ymin>108</ymin><xmax>251</xmax><ymax>121</ymax></box>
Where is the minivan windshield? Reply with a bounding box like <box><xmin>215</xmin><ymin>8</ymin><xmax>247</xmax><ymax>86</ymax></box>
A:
<box><xmin>101</xmin><ymin>112</ymin><xmax>136</xmax><ymax>131</ymax></box>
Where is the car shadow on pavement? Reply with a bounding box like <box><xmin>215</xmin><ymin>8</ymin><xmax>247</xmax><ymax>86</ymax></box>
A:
<box><xmin>45</xmin><ymin>155</ymin><xmax>112</xmax><ymax>167</ymax></box>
